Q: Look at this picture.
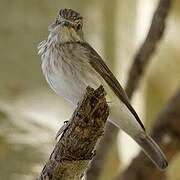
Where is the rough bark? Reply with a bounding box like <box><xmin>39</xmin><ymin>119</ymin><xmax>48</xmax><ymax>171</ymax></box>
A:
<box><xmin>38</xmin><ymin>86</ymin><xmax>109</xmax><ymax>180</ymax></box>
<box><xmin>86</xmin><ymin>0</ymin><xmax>172</xmax><ymax>179</ymax></box>
<box><xmin>117</xmin><ymin>88</ymin><xmax>180</xmax><ymax>180</ymax></box>
<box><xmin>86</xmin><ymin>123</ymin><xmax>119</xmax><ymax>180</ymax></box>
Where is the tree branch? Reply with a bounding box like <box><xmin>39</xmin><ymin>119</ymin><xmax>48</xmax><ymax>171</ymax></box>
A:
<box><xmin>86</xmin><ymin>0</ymin><xmax>172</xmax><ymax>179</ymax></box>
<box><xmin>125</xmin><ymin>0</ymin><xmax>172</xmax><ymax>97</ymax></box>
<box><xmin>38</xmin><ymin>86</ymin><xmax>109</xmax><ymax>180</ymax></box>
<box><xmin>117</xmin><ymin>88</ymin><xmax>180</xmax><ymax>180</ymax></box>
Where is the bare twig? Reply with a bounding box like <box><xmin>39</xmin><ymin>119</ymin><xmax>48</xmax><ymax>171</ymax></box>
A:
<box><xmin>125</xmin><ymin>0</ymin><xmax>172</xmax><ymax>97</ymax></box>
<box><xmin>38</xmin><ymin>86</ymin><xmax>109</xmax><ymax>180</ymax></box>
<box><xmin>117</xmin><ymin>88</ymin><xmax>180</xmax><ymax>180</ymax></box>
<box><xmin>86</xmin><ymin>0</ymin><xmax>172</xmax><ymax>179</ymax></box>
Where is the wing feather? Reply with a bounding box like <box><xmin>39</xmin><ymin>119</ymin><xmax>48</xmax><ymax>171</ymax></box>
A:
<box><xmin>78</xmin><ymin>42</ymin><xmax>146</xmax><ymax>131</ymax></box>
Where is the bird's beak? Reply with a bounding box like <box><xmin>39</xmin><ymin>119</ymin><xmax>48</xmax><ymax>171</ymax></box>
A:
<box><xmin>48</xmin><ymin>20</ymin><xmax>72</xmax><ymax>32</ymax></box>
<box><xmin>61</xmin><ymin>20</ymin><xmax>72</xmax><ymax>28</ymax></box>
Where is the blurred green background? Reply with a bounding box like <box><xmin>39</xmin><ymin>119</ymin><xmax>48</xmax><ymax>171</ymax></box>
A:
<box><xmin>0</xmin><ymin>0</ymin><xmax>179</xmax><ymax>179</ymax></box>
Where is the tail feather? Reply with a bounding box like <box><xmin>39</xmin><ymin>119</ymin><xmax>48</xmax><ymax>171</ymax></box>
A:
<box><xmin>109</xmin><ymin>101</ymin><xmax>168</xmax><ymax>169</ymax></box>
<box><xmin>136</xmin><ymin>134</ymin><xmax>168</xmax><ymax>170</ymax></box>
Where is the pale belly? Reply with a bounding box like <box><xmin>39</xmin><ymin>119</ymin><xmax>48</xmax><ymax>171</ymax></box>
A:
<box><xmin>43</xmin><ymin>58</ymin><xmax>110</xmax><ymax>106</ymax></box>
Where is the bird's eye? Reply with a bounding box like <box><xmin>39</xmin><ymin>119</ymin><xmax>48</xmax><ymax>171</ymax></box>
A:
<box><xmin>76</xmin><ymin>24</ymin><xmax>81</xmax><ymax>30</ymax></box>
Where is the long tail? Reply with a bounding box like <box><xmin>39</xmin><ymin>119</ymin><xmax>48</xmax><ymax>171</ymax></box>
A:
<box><xmin>135</xmin><ymin>133</ymin><xmax>168</xmax><ymax>170</ymax></box>
<box><xmin>109</xmin><ymin>101</ymin><xmax>168</xmax><ymax>170</ymax></box>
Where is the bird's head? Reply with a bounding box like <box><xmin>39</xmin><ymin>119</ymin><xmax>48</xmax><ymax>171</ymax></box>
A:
<box><xmin>48</xmin><ymin>9</ymin><xmax>84</xmax><ymax>43</ymax></box>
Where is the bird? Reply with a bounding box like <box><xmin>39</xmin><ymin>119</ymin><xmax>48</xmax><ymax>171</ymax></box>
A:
<box><xmin>38</xmin><ymin>8</ymin><xmax>168</xmax><ymax>169</ymax></box>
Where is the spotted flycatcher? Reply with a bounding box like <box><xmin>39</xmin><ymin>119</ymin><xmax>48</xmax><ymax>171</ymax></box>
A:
<box><xmin>38</xmin><ymin>9</ymin><xmax>168</xmax><ymax>169</ymax></box>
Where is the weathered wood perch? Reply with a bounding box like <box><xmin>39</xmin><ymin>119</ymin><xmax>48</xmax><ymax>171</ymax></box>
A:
<box><xmin>38</xmin><ymin>86</ymin><xmax>109</xmax><ymax>180</ymax></box>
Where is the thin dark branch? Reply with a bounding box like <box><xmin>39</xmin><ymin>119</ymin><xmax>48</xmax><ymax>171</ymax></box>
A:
<box><xmin>86</xmin><ymin>0</ymin><xmax>172</xmax><ymax>179</ymax></box>
<box><xmin>125</xmin><ymin>0</ymin><xmax>172</xmax><ymax>98</ymax></box>
<box><xmin>38</xmin><ymin>86</ymin><xmax>109</xmax><ymax>180</ymax></box>
<box><xmin>116</xmin><ymin>88</ymin><xmax>180</xmax><ymax>180</ymax></box>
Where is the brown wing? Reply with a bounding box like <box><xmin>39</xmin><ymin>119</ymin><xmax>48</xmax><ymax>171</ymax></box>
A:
<box><xmin>78</xmin><ymin>42</ymin><xmax>146</xmax><ymax>131</ymax></box>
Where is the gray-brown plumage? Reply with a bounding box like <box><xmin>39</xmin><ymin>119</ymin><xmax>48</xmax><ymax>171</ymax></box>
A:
<box><xmin>38</xmin><ymin>8</ymin><xmax>168</xmax><ymax>169</ymax></box>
